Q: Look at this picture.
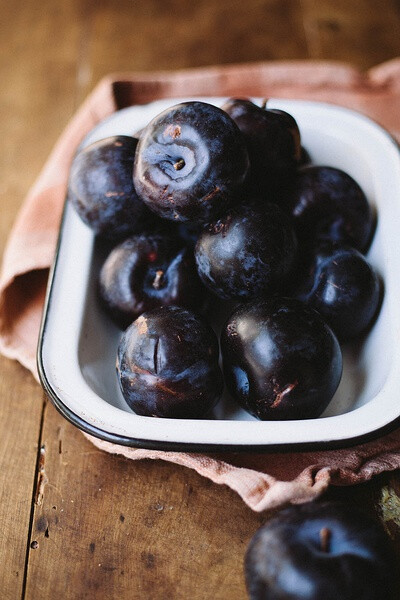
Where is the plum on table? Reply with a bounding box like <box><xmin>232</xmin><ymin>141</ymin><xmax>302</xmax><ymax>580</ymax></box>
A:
<box><xmin>245</xmin><ymin>502</ymin><xmax>396</xmax><ymax>600</ymax></box>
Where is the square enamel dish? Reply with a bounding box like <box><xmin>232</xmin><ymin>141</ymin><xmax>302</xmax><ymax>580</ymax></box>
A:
<box><xmin>38</xmin><ymin>97</ymin><xmax>400</xmax><ymax>451</ymax></box>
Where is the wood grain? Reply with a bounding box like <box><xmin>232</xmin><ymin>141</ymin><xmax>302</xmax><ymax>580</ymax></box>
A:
<box><xmin>0</xmin><ymin>360</ymin><xmax>44</xmax><ymax>600</ymax></box>
<box><xmin>1</xmin><ymin>1</ymin><xmax>400</xmax><ymax>599</ymax></box>
<box><xmin>0</xmin><ymin>1</ymin><xmax>81</xmax><ymax>597</ymax></box>
<box><xmin>86</xmin><ymin>1</ymin><xmax>308</xmax><ymax>71</ymax></box>
<box><xmin>300</xmin><ymin>0</ymin><xmax>400</xmax><ymax>69</ymax></box>
<box><xmin>24</xmin><ymin>402</ymin><xmax>264</xmax><ymax>600</ymax></box>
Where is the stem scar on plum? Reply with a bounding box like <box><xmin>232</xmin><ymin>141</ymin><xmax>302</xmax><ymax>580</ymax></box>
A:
<box><xmin>152</xmin><ymin>270</ymin><xmax>165</xmax><ymax>290</ymax></box>
<box><xmin>319</xmin><ymin>527</ymin><xmax>331</xmax><ymax>552</ymax></box>
<box><xmin>173</xmin><ymin>158</ymin><xmax>185</xmax><ymax>171</ymax></box>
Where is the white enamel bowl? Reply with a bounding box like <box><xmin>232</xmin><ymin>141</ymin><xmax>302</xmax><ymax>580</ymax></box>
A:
<box><xmin>38</xmin><ymin>98</ymin><xmax>400</xmax><ymax>451</ymax></box>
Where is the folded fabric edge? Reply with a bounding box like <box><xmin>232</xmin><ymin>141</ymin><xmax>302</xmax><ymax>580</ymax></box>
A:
<box><xmin>100</xmin><ymin>57</ymin><xmax>400</xmax><ymax>110</ymax></box>
<box><xmin>105</xmin><ymin>59</ymin><xmax>366</xmax><ymax>90</ymax></box>
<box><xmin>84</xmin><ymin>432</ymin><xmax>400</xmax><ymax>511</ymax></box>
<box><xmin>84</xmin><ymin>432</ymin><xmax>332</xmax><ymax>512</ymax></box>
<box><xmin>0</xmin><ymin>267</ymin><xmax>48</xmax><ymax>381</ymax></box>
<box><xmin>0</xmin><ymin>335</ymin><xmax>39</xmax><ymax>380</ymax></box>
<box><xmin>368</xmin><ymin>57</ymin><xmax>400</xmax><ymax>89</ymax></box>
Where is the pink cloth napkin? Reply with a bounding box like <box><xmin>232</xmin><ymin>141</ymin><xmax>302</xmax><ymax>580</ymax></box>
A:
<box><xmin>2</xmin><ymin>59</ymin><xmax>400</xmax><ymax>512</ymax></box>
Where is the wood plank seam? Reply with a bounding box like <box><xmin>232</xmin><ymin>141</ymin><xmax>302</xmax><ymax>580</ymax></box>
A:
<box><xmin>21</xmin><ymin>397</ymin><xmax>48</xmax><ymax>600</ymax></box>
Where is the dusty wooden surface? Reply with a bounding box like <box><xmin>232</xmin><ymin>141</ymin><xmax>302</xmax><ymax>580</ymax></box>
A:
<box><xmin>1</xmin><ymin>1</ymin><xmax>400</xmax><ymax>599</ymax></box>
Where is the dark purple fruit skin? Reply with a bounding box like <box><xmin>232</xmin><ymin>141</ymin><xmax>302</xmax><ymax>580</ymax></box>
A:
<box><xmin>68</xmin><ymin>135</ymin><xmax>152</xmax><ymax>241</ymax></box>
<box><xmin>299</xmin><ymin>145</ymin><xmax>312</xmax><ymax>166</ymax></box>
<box><xmin>176</xmin><ymin>222</ymin><xmax>204</xmax><ymax>248</ymax></box>
<box><xmin>98</xmin><ymin>232</ymin><xmax>205</xmax><ymax>329</ymax></box>
<box><xmin>221</xmin><ymin>298</ymin><xmax>342</xmax><ymax>420</ymax></box>
<box><xmin>117</xmin><ymin>306</ymin><xmax>223</xmax><ymax>418</ymax></box>
<box><xmin>245</xmin><ymin>502</ymin><xmax>396</xmax><ymax>600</ymax></box>
<box><xmin>297</xmin><ymin>244</ymin><xmax>381</xmax><ymax>342</ymax></box>
<box><xmin>133</xmin><ymin>101</ymin><xmax>249</xmax><ymax>224</ymax></box>
<box><xmin>221</xmin><ymin>98</ymin><xmax>301</xmax><ymax>195</ymax></box>
<box><xmin>287</xmin><ymin>166</ymin><xmax>374</xmax><ymax>253</ymax></box>
<box><xmin>195</xmin><ymin>204</ymin><xmax>298</xmax><ymax>301</ymax></box>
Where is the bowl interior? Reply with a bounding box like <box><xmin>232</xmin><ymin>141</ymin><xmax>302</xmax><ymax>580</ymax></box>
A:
<box><xmin>39</xmin><ymin>98</ymin><xmax>400</xmax><ymax>447</ymax></box>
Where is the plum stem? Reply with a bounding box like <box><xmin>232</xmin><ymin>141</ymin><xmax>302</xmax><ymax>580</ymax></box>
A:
<box><xmin>319</xmin><ymin>527</ymin><xmax>331</xmax><ymax>552</ymax></box>
<box><xmin>152</xmin><ymin>270</ymin><xmax>165</xmax><ymax>290</ymax></box>
<box><xmin>173</xmin><ymin>158</ymin><xmax>185</xmax><ymax>171</ymax></box>
<box><xmin>260</xmin><ymin>98</ymin><xmax>269</xmax><ymax>110</ymax></box>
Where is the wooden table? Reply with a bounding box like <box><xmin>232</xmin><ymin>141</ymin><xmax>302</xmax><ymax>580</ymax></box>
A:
<box><xmin>1</xmin><ymin>2</ymin><xmax>400</xmax><ymax>598</ymax></box>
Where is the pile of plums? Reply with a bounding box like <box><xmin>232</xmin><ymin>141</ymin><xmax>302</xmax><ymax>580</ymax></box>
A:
<box><xmin>68</xmin><ymin>98</ymin><xmax>381</xmax><ymax>421</ymax></box>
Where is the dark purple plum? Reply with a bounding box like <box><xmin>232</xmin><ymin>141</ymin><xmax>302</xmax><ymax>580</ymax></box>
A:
<box><xmin>133</xmin><ymin>101</ymin><xmax>249</xmax><ymax>224</ymax></box>
<box><xmin>176</xmin><ymin>221</ymin><xmax>204</xmax><ymax>248</ymax></box>
<box><xmin>195</xmin><ymin>203</ymin><xmax>298</xmax><ymax>301</ymax></box>
<box><xmin>195</xmin><ymin>204</ymin><xmax>297</xmax><ymax>301</ymax></box>
<box><xmin>245</xmin><ymin>502</ymin><xmax>396</xmax><ymax>600</ymax></box>
<box><xmin>221</xmin><ymin>298</ymin><xmax>342</xmax><ymax>420</ymax></box>
<box><xmin>287</xmin><ymin>166</ymin><xmax>374</xmax><ymax>253</ymax></box>
<box><xmin>297</xmin><ymin>244</ymin><xmax>381</xmax><ymax>342</ymax></box>
<box><xmin>68</xmin><ymin>135</ymin><xmax>152</xmax><ymax>240</ymax></box>
<box><xmin>299</xmin><ymin>145</ymin><xmax>312</xmax><ymax>166</ymax></box>
<box><xmin>98</xmin><ymin>231</ymin><xmax>204</xmax><ymax>329</ymax></box>
<box><xmin>117</xmin><ymin>306</ymin><xmax>223</xmax><ymax>418</ymax></box>
<box><xmin>221</xmin><ymin>98</ymin><xmax>301</xmax><ymax>195</ymax></box>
